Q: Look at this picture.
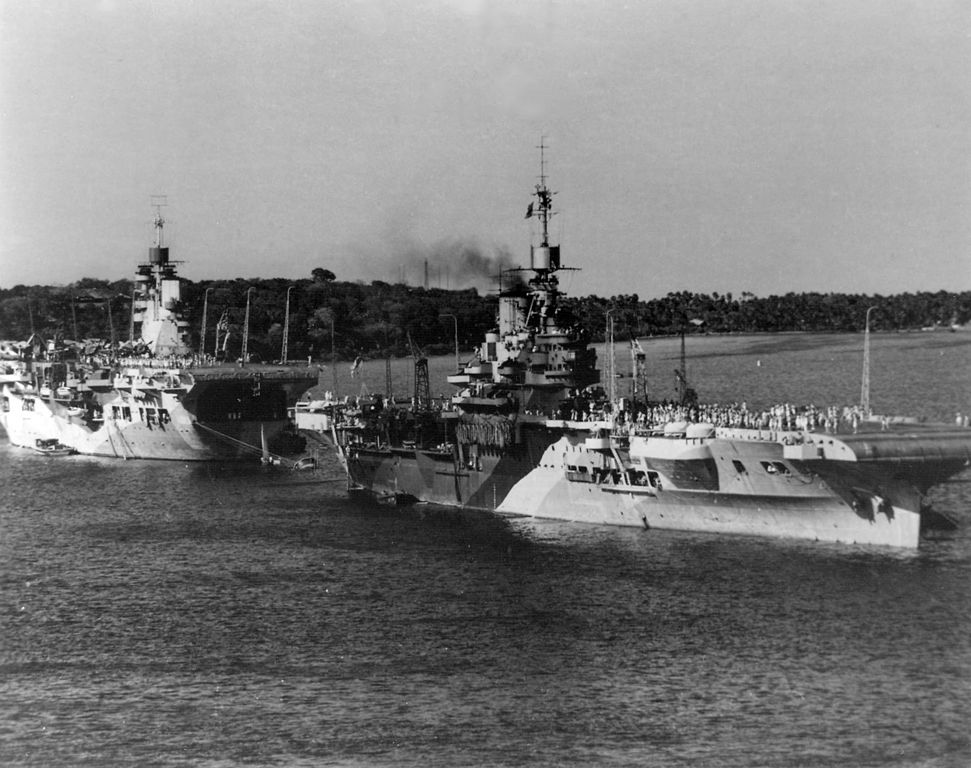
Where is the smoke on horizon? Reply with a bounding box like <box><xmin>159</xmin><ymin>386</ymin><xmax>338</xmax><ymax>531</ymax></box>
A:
<box><xmin>350</xmin><ymin>235</ymin><xmax>528</xmax><ymax>294</ymax></box>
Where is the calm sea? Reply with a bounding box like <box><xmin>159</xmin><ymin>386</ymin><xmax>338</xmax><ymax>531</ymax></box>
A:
<box><xmin>2</xmin><ymin>332</ymin><xmax>970</xmax><ymax>767</ymax></box>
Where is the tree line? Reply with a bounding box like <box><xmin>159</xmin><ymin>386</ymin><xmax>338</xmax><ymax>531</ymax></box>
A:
<box><xmin>1</xmin><ymin>274</ymin><xmax>968</xmax><ymax>363</ymax></box>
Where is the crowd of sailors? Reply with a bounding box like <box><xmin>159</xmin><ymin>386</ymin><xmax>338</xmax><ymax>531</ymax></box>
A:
<box><xmin>337</xmin><ymin>391</ymin><xmax>939</xmax><ymax>437</ymax></box>
<box><xmin>554</xmin><ymin>400</ymin><xmax>909</xmax><ymax>435</ymax></box>
<box><xmin>89</xmin><ymin>353</ymin><xmax>207</xmax><ymax>370</ymax></box>
<box><xmin>623</xmin><ymin>401</ymin><xmax>876</xmax><ymax>433</ymax></box>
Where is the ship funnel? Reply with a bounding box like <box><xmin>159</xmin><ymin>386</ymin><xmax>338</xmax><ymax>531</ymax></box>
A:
<box><xmin>531</xmin><ymin>245</ymin><xmax>560</xmax><ymax>271</ymax></box>
<box><xmin>149</xmin><ymin>246</ymin><xmax>170</xmax><ymax>265</ymax></box>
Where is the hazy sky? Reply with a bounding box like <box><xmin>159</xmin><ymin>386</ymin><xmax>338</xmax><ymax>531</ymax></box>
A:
<box><xmin>1</xmin><ymin>0</ymin><xmax>969</xmax><ymax>298</ymax></box>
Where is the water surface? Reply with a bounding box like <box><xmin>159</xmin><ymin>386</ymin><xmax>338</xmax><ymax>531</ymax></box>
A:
<box><xmin>2</xmin><ymin>332</ymin><xmax>969</xmax><ymax>766</ymax></box>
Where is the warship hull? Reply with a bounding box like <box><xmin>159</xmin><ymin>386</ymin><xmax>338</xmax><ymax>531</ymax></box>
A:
<box><xmin>500</xmin><ymin>467</ymin><xmax>921</xmax><ymax>548</ymax></box>
<box><xmin>338</xmin><ymin>427</ymin><xmax>547</xmax><ymax>508</ymax></box>
<box><xmin>332</xmin><ymin>424</ymin><xmax>971</xmax><ymax>548</ymax></box>
<box><xmin>1</xmin><ymin>366</ymin><xmax>317</xmax><ymax>461</ymax></box>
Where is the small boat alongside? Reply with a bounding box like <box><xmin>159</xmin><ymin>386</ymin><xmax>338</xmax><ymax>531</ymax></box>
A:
<box><xmin>291</xmin><ymin>455</ymin><xmax>317</xmax><ymax>471</ymax></box>
<box><xmin>32</xmin><ymin>438</ymin><xmax>75</xmax><ymax>456</ymax></box>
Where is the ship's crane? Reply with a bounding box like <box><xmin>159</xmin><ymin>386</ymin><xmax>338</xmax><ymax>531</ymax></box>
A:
<box><xmin>675</xmin><ymin>321</ymin><xmax>700</xmax><ymax>406</ymax></box>
<box><xmin>630</xmin><ymin>337</ymin><xmax>648</xmax><ymax>405</ymax></box>
<box><xmin>407</xmin><ymin>332</ymin><xmax>430</xmax><ymax>411</ymax></box>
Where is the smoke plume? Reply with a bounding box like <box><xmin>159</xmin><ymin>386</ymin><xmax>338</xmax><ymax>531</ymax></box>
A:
<box><xmin>404</xmin><ymin>237</ymin><xmax>520</xmax><ymax>292</ymax></box>
<box><xmin>348</xmin><ymin>233</ymin><xmax>527</xmax><ymax>294</ymax></box>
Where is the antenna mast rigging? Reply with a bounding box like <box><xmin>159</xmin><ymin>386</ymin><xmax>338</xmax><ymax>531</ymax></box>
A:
<box><xmin>535</xmin><ymin>137</ymin><xmax>554</xmax><ymax>248</ymax></box>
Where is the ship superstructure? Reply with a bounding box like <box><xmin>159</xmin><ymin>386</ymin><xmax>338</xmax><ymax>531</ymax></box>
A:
<box><xmin>133</xmin><ymin>206</ymin><xmax>191</xmax><ymax>356</ymax></box>
<box><xmin>447</xmin><ymin>143</ymin><xmax>597</xmax><ymax>415</ymax></box>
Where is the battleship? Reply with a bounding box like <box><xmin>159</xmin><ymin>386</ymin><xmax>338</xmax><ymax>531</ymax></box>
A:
<box><xmin>302</xmin><ymin>147</ymin><xmax>971</xmax><ymax>548</ymax></box>
<box><xmin>0</xmin><ymin>208</ymin><xmax>317</xmax><ymax>460</ymax></box>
